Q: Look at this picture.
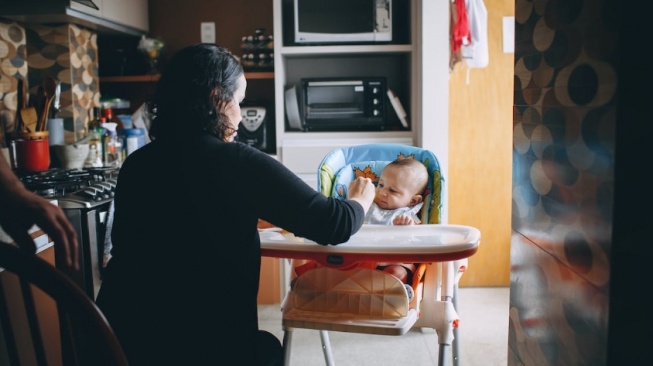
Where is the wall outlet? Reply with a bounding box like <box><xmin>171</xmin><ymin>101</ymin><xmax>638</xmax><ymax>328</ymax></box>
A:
<box><xmin>201</xmin><ymin>22</ymin><xmax>216</xmax><ymax>43</ymax></box>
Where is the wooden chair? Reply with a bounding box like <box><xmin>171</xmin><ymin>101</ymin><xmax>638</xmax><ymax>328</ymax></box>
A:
<box><xmin>0</xmin><ymin>240</ymin><xmax>128</xmax><ymax>366</ymax></box>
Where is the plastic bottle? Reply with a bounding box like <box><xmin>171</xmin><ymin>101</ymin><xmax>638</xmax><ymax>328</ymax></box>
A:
<box><xmin>101</xmin><ymin>122</ymin><xmax>122</xmax><ymax>168</ymax></box>
<box><xmin>84</xmin><ymin>108</ymin><xmax>104</xmax><ymax>168</ymax></box>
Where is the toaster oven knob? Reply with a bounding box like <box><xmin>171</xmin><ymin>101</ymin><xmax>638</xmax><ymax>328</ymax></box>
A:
<box><xmin>373</xmin><ymin>98</ymin><xmax>380</xmax><ymax>105</ymax></box>
<box><xmin>372</xmin><ymin>87</ymin><xmax>379</xmax><ymax>94</ymax></box>
<box><xmin>373</xmin><ymin>109</ymin><xmax>380</xmax><ymax>116</ymax></box>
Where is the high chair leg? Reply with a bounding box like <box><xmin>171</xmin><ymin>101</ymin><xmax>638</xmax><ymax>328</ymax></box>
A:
<box><xmin>319</xmin><ymin>330</ymin><xmax>335</xmax><ymax>366</ymax></box>
<box><xmin>438</xmin><ymin>344</ymin><xmax>451</xmax><ymax>366</ymax></box>
<box><xmin>282</xmin><ymin>329</ymin><xmax>293</xmax><ymax>366</ymax></box>
<box><xmin>452</xmin><ymin>284</ymin><xmax>460</xmax><ymax>366</ymax></box>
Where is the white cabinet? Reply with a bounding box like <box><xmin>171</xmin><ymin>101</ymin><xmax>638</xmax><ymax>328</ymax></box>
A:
<box><xmin>71</xmin><ymin>0</ymin><xmax>149</xmax><ymax>34</ymax></box>
<box><xmin>272</xmin><ymin>0</ymin><xmax>418</xmax><ymax>174</ymax></box>
<box><xmin>0</xmin><ymin>0</ymin><xmax>148</xmax><ymax>36</ymax></box>
<box><xmin>270</xmin><ymin>1</ymin><xmax>451</xmax><ymax>222</ymax></box>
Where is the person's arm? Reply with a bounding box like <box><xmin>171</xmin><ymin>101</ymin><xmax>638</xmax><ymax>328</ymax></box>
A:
<box><xmin>0</xmin><ymin>157</ymin><xmax>79</xmax><ymax>269</ymax></box>
<box><xmin>247</xmin><ymin>149</ymin><xmax>374</xmax><ymax>245</ymax></box>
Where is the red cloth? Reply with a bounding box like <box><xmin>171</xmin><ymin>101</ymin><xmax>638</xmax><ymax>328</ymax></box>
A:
<box><xmin>451</xmin><ymin>0</ymin><xmax>471</xmax><ymax>53</ymax></box>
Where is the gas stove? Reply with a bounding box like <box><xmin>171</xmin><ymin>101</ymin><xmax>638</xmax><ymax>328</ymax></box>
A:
<box><xmin>19</xmin><ymin>167</ymin><xmax>120</xmax><ymax>299</ymax></box>
<box><xmin>19</xmin><ymin>167</ymin><xmax>119</xmax><ymax>209</ymax></box>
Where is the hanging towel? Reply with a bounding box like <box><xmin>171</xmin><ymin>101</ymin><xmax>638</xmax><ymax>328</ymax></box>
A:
<box><xmin>462</xmin><ymin>0</ymin><xmax>489</xmax><ymax>69</ymax></box>
<box><xmin>451</xmin><ymin>0</ymin><xmax>471</xmax><ymax>71</ymax></box>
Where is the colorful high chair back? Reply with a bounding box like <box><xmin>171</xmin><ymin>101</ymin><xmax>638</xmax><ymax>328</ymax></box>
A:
<box><xmin>317</xmin><ymin>143</ymin><xmax>444</xmax><ymax>224</ymax></box>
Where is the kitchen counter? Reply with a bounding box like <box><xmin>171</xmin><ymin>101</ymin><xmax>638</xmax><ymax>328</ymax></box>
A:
<box><xmin>0</xmin><ymin>200</ymin><xmax>57</xmax><ymax>256</ymax></box>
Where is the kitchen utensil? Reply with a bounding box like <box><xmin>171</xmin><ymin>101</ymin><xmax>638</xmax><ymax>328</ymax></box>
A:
<box><xmin>54</xmin><ymin>143</ymin><xmax>90</xmax><ymax>170</ymax></box>
<box><xmin>14</xmin><ymin>78</ymin><xmax>24</xmax><ymax>134</ymax></box>
<box><xmin>37</xmin><ymin>77</ymin><xmax>58</xmax><ymax>132</ymax></box>
<box><xmin>20</xmin><ymin>79</ymin><xmax>38</xmax><ymax>133</ymax></box>
<box><xmin>53</xmin><ymin>80</ymin><xmax>61</xmax><ymax>116</ymax></box>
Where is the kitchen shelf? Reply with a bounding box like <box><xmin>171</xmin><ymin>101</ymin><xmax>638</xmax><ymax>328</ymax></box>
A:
<box><xmin>100</xmin><ymin>72</ymin><xmax>273</xmax><ymax>83</ymax></box>
<box><xmin>280</xmin><ymin>45</ymin><xmax>413</xmax><ymax>56</ymax></box>
<box><xmin>246</xmin><ymin>72</ymin><xmax>274</xmax><ymax>79</ymax></box>
<box><xmin>100</xmin><ymin>74</ymin><xmax>160</xmax><ymax>83</ymax></box>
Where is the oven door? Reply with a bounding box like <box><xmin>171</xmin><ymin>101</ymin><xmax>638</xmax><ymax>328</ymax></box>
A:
<box><xmin>59</xmin><ymin>201</ymin><xmax>112</xmax><ymax>300</ymax></box>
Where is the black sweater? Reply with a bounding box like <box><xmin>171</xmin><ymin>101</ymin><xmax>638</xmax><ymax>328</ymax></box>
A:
<box><xmin>96</xmin><ymin>135</ymin><xmax>364</xmax><ymax>365</ymax></box>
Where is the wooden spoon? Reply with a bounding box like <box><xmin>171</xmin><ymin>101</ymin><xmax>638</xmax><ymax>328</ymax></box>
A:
<box><xmin>20</xmin><ymin>80</ymin><xmax>38</xmax><ymax>133</ymax></box>
<box><xmin>37</xmin><ymin>77</ymin><xmax>58</xmax><ymax>132</ymax></box>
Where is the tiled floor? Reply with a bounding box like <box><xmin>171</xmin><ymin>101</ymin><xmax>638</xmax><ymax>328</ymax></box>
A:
<box><xmin>258</xmin><ymin>287</ymin><xmax>510</xmax><ymax>366</ymax></box>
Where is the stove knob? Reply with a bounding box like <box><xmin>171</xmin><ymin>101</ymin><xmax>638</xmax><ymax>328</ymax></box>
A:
<box><xmin>83</xmin><ymin>187</ymin><xmax>99</xmax><ymax>199</ymax></box>
<box><xmin>97</xmin><ymin>182</ymin><xmax>115</xmax><ymax>197</ymax></box>
<box><xmin>97</xmin><ymin>182</ymin><xmax>113</xmax><ymax>191</ymax></box>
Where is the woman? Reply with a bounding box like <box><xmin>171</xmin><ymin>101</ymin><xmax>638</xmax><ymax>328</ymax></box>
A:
<box><xmin>95</xmin><ymin>43</ymin><xmax>375</xmax><ymax>365</ymax></box>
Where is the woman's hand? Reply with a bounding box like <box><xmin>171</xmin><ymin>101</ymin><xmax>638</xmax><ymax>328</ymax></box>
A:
<box><xmin>347</xmin><ymin>177</ymin><xmax>375</xmax><ymax>213</ymax></box>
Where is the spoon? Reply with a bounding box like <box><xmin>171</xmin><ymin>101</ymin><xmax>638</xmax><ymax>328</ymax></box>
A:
<box><xmin>19</xmin><ymin>79</ymin><xmax>38</xmax><ymax>133</ymax></box>
<box><xmin>37</xmin><ymin>77</ymin><xmax>57</xmax><ymax>132</ymax></box>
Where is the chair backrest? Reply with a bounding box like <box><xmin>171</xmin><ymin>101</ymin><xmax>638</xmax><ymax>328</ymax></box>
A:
<box><xmin>317</xmin><ymin>143</ymin><xmax>444</xmax><ymax>224</ymax></box>
<box><xmin>0</xmin><ymin>241</ymin><xmax>128</xmax><ymax>366</ymax></box>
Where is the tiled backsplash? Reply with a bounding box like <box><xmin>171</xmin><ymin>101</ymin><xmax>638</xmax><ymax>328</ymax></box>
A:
<box><xmin>0</xmin><ymin>20</ymin><xmax>100</xmax><ymax>144</ymax></box>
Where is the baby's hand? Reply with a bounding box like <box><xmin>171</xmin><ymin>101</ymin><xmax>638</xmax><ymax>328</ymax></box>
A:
<box><xmin>393</xmin><ymin>214</ymin><xmax>415</xmax><ymax>226</ymax></box>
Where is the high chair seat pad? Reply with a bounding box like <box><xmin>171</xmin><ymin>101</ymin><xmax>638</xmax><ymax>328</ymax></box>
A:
<box><xmin>292</xmin><ymin>267</ymin><xmax>409</xmax><ymax>318</ymax></box>
<box><xmin>330</xmin><ymin>160</ymin><xmax>390</xmax><ymax>199</ymax></box>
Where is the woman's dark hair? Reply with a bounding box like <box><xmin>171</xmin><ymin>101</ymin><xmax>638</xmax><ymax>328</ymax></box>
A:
<box><xmin>147</xmin><ymin>43</ymin><xmax>244</xmax><ymax>141</ymax></box>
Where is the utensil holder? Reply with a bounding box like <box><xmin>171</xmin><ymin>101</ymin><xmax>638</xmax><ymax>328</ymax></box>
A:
<box><xmin>14</xmin><ymin>131</ymin><xmax>50</xmax><ymax>172</ymax></box>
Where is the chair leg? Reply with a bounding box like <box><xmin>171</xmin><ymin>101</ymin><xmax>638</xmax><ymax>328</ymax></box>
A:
<box><xmin>438</xmin><ymin>344</ymin><xmax>451</xmax><ymax>366</ymax></box>
<box><xmin>319</xmin><ymin>330</ymin><xmax>335</xmax><ymax>366</ymax></box>
<box><xmin>282</xmin><ymin>329</ymin><xmax>293</xmax><ymax>366</ymax></box>
<box><xmin>452</xmin><ymin>284</ymin><xmax>460</xmax><ymax>366</ymax></box>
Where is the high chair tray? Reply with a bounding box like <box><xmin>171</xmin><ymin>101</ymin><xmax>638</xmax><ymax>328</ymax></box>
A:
<box><xmin>260</xmin><ymin>224</ymin><xmax>480</xmax><ymax>268</ymax></box>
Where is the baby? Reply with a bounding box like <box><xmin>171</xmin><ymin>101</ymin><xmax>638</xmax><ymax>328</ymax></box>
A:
<box><xmin>365</xmin><ymin>158</ymin><xmax>429</xmax><ymax>284</ymax></box>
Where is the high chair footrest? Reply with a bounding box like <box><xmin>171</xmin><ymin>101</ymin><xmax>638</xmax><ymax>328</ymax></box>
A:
<box><xmin>283</xmin><ymin>307</ymin><xmax>419</xmax><ymax>336</ymax></box>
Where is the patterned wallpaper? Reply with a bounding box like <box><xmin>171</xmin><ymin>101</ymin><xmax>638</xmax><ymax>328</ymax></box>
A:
<box><xmin>0</xmin><ymin>21</ymin><xmax>28</xmax><ymax>146</ymax></box>
<box><xmin>510</xmin><ymin>0</ymin><xmax>616</xmax><ymax>364</ymax></box>
<box><xmin>0</xmin><ymin>20</ymin><xmax>99</xmax><ymax>145</ymax></box>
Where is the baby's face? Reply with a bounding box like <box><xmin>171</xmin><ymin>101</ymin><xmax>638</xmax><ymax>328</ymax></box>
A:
<box><xmin>374</xmin><ymin>166</ymin><xmax>416</xmax><ymax>210</ymax></box>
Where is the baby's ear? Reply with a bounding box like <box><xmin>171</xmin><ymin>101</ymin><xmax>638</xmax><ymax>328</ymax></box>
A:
<box><xmin>410</xmin><ymin>194</ymin><xmax>423</xmax><ymax>206</ymax></box>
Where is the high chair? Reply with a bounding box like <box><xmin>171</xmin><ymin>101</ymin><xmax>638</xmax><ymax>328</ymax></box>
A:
<box><xmin>259</xmin><ymin>144</ymin><xmax>480</xmax><ymax>366</ymax></box>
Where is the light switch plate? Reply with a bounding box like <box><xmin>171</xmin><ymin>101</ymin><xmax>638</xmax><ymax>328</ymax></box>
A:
<box><xmin>502</xmin><ymin>16</ymin><xmax>515</xmax><ymax>54</ymax></box>
<box><xmin>201</xmin><ymin>22</ymin><xmax>216</xmax><ymax>43</ymax></box>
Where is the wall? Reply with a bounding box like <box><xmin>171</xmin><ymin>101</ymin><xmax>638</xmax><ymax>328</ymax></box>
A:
<box><xmin>448</xmin><ymin>0</ymin><xmax>514</xmax><ymax>287</ymax></box>
<box><xmin>509</xmin><ymin>0</ymin><xmax>652</xmax><ymax>364</ymax></box>
<box><xmin>0</xmin><ymin>20</ymin><xmax>100</xmax><ymax>144</ymax></box>
<box><xmin>148</xmin><ymin>0</ymin><xmax>273</xmax><ymax>65</ymax></box>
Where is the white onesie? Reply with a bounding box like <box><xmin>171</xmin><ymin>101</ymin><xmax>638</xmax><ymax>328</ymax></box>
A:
<box><xmin>364</xmin><ymin>202</ymin><xmax>424</xmax><ymax>225</ymax></box>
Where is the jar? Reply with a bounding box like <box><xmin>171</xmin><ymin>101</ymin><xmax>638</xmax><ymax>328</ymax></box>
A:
<box><xmin>119</xmin><ymin>128</ymin><xmax>146</xmax><ymax>156</ymax></box>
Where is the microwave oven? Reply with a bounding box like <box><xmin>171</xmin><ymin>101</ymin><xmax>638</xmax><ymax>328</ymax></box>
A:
<box><xmin>294</xmin><ymin>0</ymin><xmax>392</xmax><ymax>44</ymax></box>
<box><xmin>299</xmin><ymin>77</ymin><xmax>387</xmax><ymax>131</ymax></box>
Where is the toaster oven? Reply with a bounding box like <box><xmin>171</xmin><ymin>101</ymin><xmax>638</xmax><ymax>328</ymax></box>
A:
<box><xmin>300</xmin><ymin>77</ymin><xmax>387</xmax><ymax>131</ymax></box>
